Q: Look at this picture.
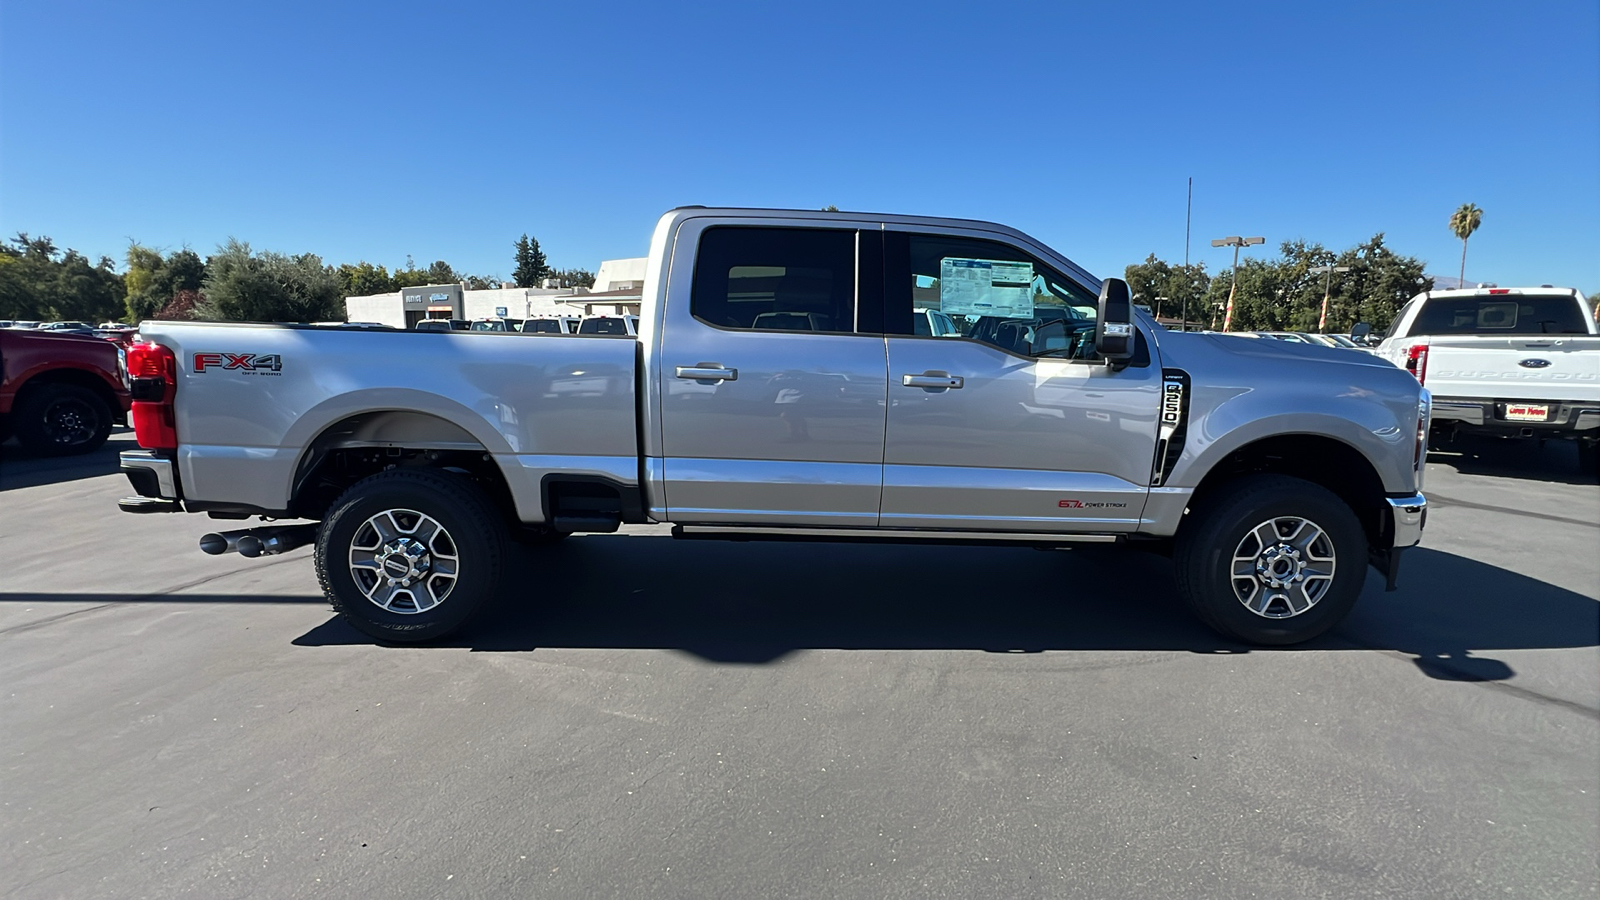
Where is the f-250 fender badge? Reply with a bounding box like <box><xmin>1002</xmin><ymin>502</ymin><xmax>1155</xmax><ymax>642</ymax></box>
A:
<box><xmin>193</xmin><ymin>352</ymin><xmax>283</xmax><ymax>375</ymax></box>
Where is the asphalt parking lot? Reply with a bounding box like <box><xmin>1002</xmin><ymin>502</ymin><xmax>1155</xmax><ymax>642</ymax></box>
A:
<box><xmin>3</xmin><ymin>430</ymin><xmax>1597</xmax><ymax>899</ymax></box>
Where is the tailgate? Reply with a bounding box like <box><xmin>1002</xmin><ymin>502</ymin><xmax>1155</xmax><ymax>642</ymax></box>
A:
<box><xmin>1420</xmin><ymin>336</ymin><xmax>1600</xmax><ymax>403</ymax></box>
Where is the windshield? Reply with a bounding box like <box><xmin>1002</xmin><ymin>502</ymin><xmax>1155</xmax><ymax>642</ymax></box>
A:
<box><xmin>1412</xmin><ymin>295</ymin><xmax>1589</xmax><ymax>335</ymax></box>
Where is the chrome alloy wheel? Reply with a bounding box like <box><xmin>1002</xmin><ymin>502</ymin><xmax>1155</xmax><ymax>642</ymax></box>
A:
<box><xmin>1230</xmin><ymin>516</ymin><xmax>1336</xmax><ymax>619</ymax></box>
<box><xmin>348</xmin><ymin>509</ymin><xmax>459</xmax><ymax>614</ymax></box>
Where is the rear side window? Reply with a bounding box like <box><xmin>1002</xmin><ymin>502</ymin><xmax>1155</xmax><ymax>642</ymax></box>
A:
<box><xmin>691</xmin><ymin>227</ymin><xmax>855</xmax><ymax>332</ymax></box>
<box><xmin>1411</xmin><ymin>295</ymin><xmax>1589</xmax><ymax>335</ymax></box>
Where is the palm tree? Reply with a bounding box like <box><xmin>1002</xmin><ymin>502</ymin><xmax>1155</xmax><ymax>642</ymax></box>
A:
<box><xmin>1449</xmin><ymin>203</ymin><xmax>1483</xmax><ymax>287</ymax></box>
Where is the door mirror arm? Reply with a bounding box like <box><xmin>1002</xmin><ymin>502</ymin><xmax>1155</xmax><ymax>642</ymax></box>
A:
<box><xmin>1095</xmin><ymin>278</ymin><xmax>1136</xmax><ymax>370</ymax></box>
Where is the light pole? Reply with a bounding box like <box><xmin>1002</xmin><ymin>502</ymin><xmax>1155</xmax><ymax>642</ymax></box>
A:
<box><xmin>1211</xmin><ymin>236</ymin><xmax>1265</xmax><ymax>332</ymax></box>
<box><xmin>1310</xmin><ymin>264</ymin><xmax>1351</xmax><ymax>333</ymax></box>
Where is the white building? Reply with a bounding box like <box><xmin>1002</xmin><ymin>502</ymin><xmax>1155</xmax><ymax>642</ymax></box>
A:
<box><xmin>344</xmin><ymin>258</ymin><xmax>647</xmax><ymax>328</ymax></box>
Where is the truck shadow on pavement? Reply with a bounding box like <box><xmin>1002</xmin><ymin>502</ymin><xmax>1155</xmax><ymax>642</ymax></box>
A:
<box><xmin>1427</xmin><ymin>435</ymin><xmax>1596</xmax><ymax>486</ymax></box>
<box><xmin>0</xmin><ymin>430</ymin><xmax>132</xmax><ymax>491</ymax></box>
<box><xmin>291</xmin><ymin>537</ymin><xmax>1598</xmax><ymax>682</ymax></box>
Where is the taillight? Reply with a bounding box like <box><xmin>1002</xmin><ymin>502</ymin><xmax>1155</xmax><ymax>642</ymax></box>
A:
<box><xmin>1405</xmin><ymin>343</ymin><xmax>1429</xmax><ymax>385</ymax></box>
<box><xmin>127</xmin><ymin>342</ymin><xmax>178</xmax><ymax>451</ymax></box>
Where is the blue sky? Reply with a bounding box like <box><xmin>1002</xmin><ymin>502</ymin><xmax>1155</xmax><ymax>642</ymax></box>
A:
<box><xmin>2</xmin><ymin>0</ymin><xmax>1596</xmax><ymax>291</ymax></box>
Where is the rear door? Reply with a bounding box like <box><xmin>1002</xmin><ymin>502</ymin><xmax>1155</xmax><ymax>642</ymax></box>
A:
<box><xmin>656</xmin><ymin>223</ymin><xmax>889</xmax><ymax>525</ymax></box>
<box><xmin>879</xmin><ymin>229</ymin><xmax>1162</xmax><ymax>532</ymax></box>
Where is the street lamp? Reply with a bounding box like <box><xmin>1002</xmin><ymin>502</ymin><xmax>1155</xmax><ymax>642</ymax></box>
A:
<box><xmin>1309</xmin><ymin>264</ymin><xmax>1351</xmax><ymax>333</ymax></box>
<box><xmin>1211</xmin><ymin>236</ymin><xmax>1265</xmax><ymax>332</ymax></box>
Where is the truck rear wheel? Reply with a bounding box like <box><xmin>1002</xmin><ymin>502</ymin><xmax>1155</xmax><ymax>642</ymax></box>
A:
<box><xmin>14</xmin><ymin>383</ymin><xmax>111</xmax><ymax>456</ymax></box>
<box><xmin>315</xmin><ymin>468</ymin><xmax>507</xmax><ymax>643</ymax></box>
<box><xmin>1174</xmin><ymin>474</ymin><xmax>1366</xmax><ymax>646</ymax></box>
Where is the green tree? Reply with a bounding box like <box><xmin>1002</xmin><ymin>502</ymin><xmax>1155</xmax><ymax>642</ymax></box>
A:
<box><xmin>197</xmin><ymin>240</ymin><xmax>344</xmax><ymax>322</ymax></box>
<box><xmin>393</xmin><ymin>256</ymin><xmax>431</xmax><ymax>288</ymax></box>
<box><xmin>1449</xmin><ymin>203</ymin><xmax>1483</xmax><ymax>287</ymax></box>
<box><xmin>425</xmin><ymin>260</ymin><xmax>459</xmax><ymax>285</ymax></box>
<box><xmin>1201</xmin><ymin>234</ymin><xmax>1426</xmax><ymax>333</ymax></box>
<box><xmin>462</xmin><ymin>273</ymin><xmax>504</xmax><ymax>290</ymax></box>
<box><xmin>512</xmin><ymin>234</ymin><xmax>548</xmax><ymax>288</ymax></box>
<box><xmin>547</xmin><ymin>267</ymin><xmax>595</xmax><ymax>289</ymax></box>
<box><xmin>1124</xmin><ymin>254</ymin><xmax>1210</xmax><ymax>323</ymax></box>
<box><xmin>335</xmin><ymin>261</ymin><xmax>396</xmax><ymax>297</ymax></box>
<box><xmin>124</xmin><ymin>245</ymin><xmax>207</xmax><ymax>321</ymax></box>
<box><xmin>0</xmin><ymin>234</ymin><xmax>125</xmax><ymax>323</ymax></box>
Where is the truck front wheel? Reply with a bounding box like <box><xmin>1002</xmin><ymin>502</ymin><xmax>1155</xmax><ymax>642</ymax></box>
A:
<box><xmin>315</xmin><ymin>468</ymin><xmax>507</xmax><ymax>643</ymax></box>
<box><xmin>1174</xmin><ymin>475</ymin><xmax>1366</xmax><ymax>646</ymax></box>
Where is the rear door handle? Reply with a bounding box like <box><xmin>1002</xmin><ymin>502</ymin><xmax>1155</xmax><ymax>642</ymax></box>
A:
<box><xmin>902</xmin><ymin>373</ymin><xmax>964</xmax><ymax>389</ymax></box>
<box><xmin>676</xmin><ymin>365</ymin><xmax>738</xmax><ymax>382</ymax></box>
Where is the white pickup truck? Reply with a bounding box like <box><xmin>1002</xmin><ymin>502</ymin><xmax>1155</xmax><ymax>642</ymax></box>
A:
<box><xmin>1374</xmin><ymin>286</ymin><xmax>1598</xmax><ymax>471</ymax></box>
<box><xmin>116</xmin><ymin>207</ymin><xmax>1431</xmax><ymax>647</ymax></box>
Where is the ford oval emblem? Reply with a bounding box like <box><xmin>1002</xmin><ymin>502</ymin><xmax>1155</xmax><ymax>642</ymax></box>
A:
<box><xmin>1518</xmin><ymin>358</ymin><xmax>1551</xmax><ymax>369</ymax></box>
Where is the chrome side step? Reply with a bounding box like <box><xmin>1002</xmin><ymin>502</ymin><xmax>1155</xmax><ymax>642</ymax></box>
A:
<box><xmin>671</xmin><ymin>524</ymin><xmax>1120</xmax><ymax>545</ymax></box>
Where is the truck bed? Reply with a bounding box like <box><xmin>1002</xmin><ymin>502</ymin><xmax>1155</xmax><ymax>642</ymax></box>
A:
<box><xmin>138</xmin><ymin>322</ymin><xmax>640</xmax><ymax>521</ymax></box>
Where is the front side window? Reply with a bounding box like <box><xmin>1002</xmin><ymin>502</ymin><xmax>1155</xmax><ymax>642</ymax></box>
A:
<box><xmin>894</xmin><ymin>233</ymin><xmax>1100</xmax><ymax>358</ymax></box>
<box><xmin>691</xmin><ymin>227</ymin><xmax>855</xmax><ymax>332</ymax></box>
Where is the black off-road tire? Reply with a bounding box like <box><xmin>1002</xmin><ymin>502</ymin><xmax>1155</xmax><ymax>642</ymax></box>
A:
<box><xmin>315</xmin><ymin>468</ymin><xmax>508</xmax><ymax>643</ymax></box>
<box><xmin>1577</xmin><ymin>439</ymin><xmax>1597</xmax><ymax>476</ymax></box>
<box><xmin>14</xmin><ymin>383</ymin><xmax>112</xmax><ymax>456</ymax></box>
<box><xmin>1174</xmin><ymin>474</ymin><xmax>1367</xmax><ymax>646</ymax></box>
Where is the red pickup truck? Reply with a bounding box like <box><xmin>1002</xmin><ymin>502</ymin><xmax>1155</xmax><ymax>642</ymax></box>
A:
<box><xmin>0</xmin><ymin>329</ymin><xmax>132</xmax><ymax>455</ymax></box>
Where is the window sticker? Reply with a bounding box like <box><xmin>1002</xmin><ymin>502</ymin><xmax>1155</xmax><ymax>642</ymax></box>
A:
<box><xmin>939</xmin><ymin>258</ymin><xmax>1035</xmax><ymax>318</ymax></box>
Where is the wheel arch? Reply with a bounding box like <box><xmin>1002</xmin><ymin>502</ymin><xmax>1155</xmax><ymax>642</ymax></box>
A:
<box><xmin>12</xmin><ymin>367</ymin><xmax>121</xmax><ymax>421</ymax></box>
<box><xmin>1185</xmin><ymin>432</ymin><xmax>1392</xmax><ymax>552</ymax></box>
<box><xmin>288</xmin><ymin>409</ymin><xmax>516</xmax><ymax>522</ymax></box>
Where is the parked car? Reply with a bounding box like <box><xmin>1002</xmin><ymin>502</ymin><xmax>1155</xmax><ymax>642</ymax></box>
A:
<box><xmin>115</xmin><ymin>206</ymin><xmax>1428</xmax><ymax>647</ymax></box>
<box><xmin>1</xmin><ymin>328</ymin><xmax>132</xmax><ymax>454</ymax></box>
<box><xmin>576</xmin><ymin>315</ymin><xmax>638</xmax><ymax>336</ymax></box>
<box><xmin>470</xmin><ymin>318</ymin><xmax>522</xmax><ymax>332</ymax></box>
<box><xmin>1373</xmin><ymin>286</ymin><xmax>1598</xmax><ymax>469</ymax></box>
<box><xmin>520</xmin><ymin>316</ymin><xmax>579</xmax><ymax>334</ymax></box>
<box><xmin>415</xmin><ymin>319</ymin><xmax>469</xmax><ymax>332</ymax></box>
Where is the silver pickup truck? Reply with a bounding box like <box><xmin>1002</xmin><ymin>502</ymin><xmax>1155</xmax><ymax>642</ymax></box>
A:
<box><xmin>117</xmin><ymin>208</ymin><xmax>1429</xmax><ymax>646</ymax></box>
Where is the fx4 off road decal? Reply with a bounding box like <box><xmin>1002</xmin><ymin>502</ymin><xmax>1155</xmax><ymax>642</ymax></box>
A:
<box><xmin>193</xmin><ymin>352</ymin><xmax>283</xmax><ymax>375</ymax></box>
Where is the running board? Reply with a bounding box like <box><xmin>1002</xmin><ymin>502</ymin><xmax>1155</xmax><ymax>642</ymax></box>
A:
<box><xmin>671</xmin><ymin>524</ymin><xmax>1120</xmax><ymax>546</ymax></box>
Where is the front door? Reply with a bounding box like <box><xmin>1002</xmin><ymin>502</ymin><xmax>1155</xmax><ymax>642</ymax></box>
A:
<box><xmin>658</xmin><ymin>225</ymin><xmax>888</xmax><ymax>526</ymax></box>
<box><xmin>880</xmin><ymin>230</ymin><xmax>1162</xmax><ymax>532</ymax></box>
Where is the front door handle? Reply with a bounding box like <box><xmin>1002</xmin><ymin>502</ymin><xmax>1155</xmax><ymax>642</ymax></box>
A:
<box><xmin>902</xmin><ymin>373</ymin><xmax>964</xmax><ymax>389</ymax></box>
<box><xmin>676</xmin><ymin>365</ymin><xmax>738</xmax><ymax>382</ymax></box>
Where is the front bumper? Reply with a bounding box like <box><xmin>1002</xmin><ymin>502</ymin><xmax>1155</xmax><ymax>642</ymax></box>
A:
<box><xmin>118</xmin><ymin>449</ymin><xmax>182</xmax><ymax>513</ymax></box>
<box><xmin>1387</xmin><ymin>493</ymin><xmax>1426</xmax><ymax>549</ymax></box>
<box><xmin>1373</xmin><ymin>492</ymin><xmax>1427</xmax><ymax>591</ymax></box>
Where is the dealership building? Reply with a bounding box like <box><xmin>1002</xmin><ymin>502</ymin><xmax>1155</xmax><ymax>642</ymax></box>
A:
<box><xmin>344</xmin><ymin>258</ymin><xmax>646</xmax><ymax>328</ymax></box>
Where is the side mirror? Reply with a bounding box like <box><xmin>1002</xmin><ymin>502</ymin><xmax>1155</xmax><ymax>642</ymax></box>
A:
<box><xmin>1095</xmin><ymin>277</ymin><xmax>1135</xmax><ymax>368</ymax></box>
<box><xmin>1350</xmin><ymin>322</ymin><xmax>1372</xmax><ymax>343</ymax></box>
